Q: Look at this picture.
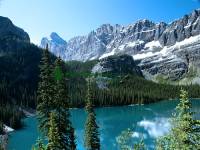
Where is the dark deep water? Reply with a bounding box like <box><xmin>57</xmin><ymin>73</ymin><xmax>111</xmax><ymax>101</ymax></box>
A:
<box><xmin>8</xmin><ymin>100</ymin><xmax>200</xmax><ymax>150</ymax></box>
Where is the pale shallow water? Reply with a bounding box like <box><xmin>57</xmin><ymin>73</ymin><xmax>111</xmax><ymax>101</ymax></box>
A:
<box><xmin>8</xmin><ymin>100</ymin><xmax>200</xmax><ymax>150</ymax></box>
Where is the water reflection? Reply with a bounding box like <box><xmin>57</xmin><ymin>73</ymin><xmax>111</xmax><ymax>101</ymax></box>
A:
<box><xmin>8</xmin><ymin>100</ymin><xmax>200</xmax><ymax>150</ymax></box>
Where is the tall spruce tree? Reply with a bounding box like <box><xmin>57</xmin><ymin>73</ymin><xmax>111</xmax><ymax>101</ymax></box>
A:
<box><xmin>156</xmin><ymin>89</ymin><xmax>200</xmax><ymax>150</ymax></box>
<box><xmin>53</xmin><ymin>57</ymin><xmax>76</xmax><ymax>150</ymax></box>
<box><xmin>69</xmin><ymin>126</ymin><xmax>77</xmax><ymax>150</ymax></box>
<box><xmin>37</xmin><ymin>45</ymin><xmax>54</xmax><ymax>135</ymax></box>
<box><xmin>47</xmin><ymin>112</ymin><xmax>62</xmax><ymax>150</ymax></box>
<box><xmin>84</xmin><ymin>78</ymin><xmax>100</xmax><ymax>150</ymax></box>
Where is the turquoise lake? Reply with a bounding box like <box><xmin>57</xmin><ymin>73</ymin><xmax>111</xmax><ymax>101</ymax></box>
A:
<box><xmin>8</xmin><ymin>100</ymin><xmax>200</xmax><ymax>150</ymax></box>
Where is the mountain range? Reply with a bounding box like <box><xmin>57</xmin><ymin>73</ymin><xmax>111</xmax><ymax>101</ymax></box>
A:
<box><xmin>1</xmin><ymin>8</ymin><xmax>200</xmax><ymax>131</ymax></box>
<box><xmin>41</xmin><ymin>9</ymin><xmax>200</xmax><ymax>84</ymax></box>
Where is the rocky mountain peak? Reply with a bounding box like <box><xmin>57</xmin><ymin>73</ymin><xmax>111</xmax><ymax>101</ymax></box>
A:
<box><xmin>40</xmin><ymin>9</ymin><xmax>200</xmax><ymax>83</ymax></box>
<box><xmin>0</xmin><ymin>16</ymin><xmax>30</xmax><ymax>42</ymax></box>
<box><xmin>50</xmin><ymin>32</ymin><xmax>67</xmax><ymax>45</ymax></box>
<box><xmin>126</xmin><ymin>19</ymin><xmax>156</xmax><ymax>33</ymax></box>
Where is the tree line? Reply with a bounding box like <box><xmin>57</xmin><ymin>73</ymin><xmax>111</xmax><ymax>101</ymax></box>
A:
<box><xmin>1</xmin><ymin>39</ymin><xmax>200</xmax><ymax>131</ymax></box>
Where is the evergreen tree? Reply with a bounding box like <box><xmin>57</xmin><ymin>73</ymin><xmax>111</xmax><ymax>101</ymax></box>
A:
<box><xmin>116</xmin><ymin>128</ymin><xmax>133</xmax><ymax>150</ymax></box>
<box><xmin>84</xmin><ymin>78</ymin><xmax>100</xmax><ymax>150</ymax></box>
<box><xmin>116</xmin><ymin>128</ymin><xmax>146</xmax><ymax>150</ymax></box>
<box><xmin>47</xmin><ymin>112</ymin><xmax>62</xmax><ymax>150</ymax></box>
<box><xmin>156</xmin><ymin>89</ymin><xmax>200</xmax><ymax>150</ymax></box>
<box><xmin>0</xmin><ymin>121</ymin><xmax>3</xmax><ymax>134</ymax></box>
<box><xmin>53</xmin><ymin>57</ymin><xmax>76</xmax><ymax>150</ymax></box>
<box><xmin>37</xmin><ymin>45</ymin><xmax>54</xmax><ymax>135</ymax></box>
<box><xmin>69</xmin><ymin>126</ymin><xmax>76</xmax><ymax>150</ymax></box>
<box><xmin>32</xmin><ymin>138</ymin><xmax>46</xmax><ymax>150</ymax></box>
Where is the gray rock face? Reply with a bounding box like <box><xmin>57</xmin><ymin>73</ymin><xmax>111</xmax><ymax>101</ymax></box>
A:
<box><xmin>92</xmin><ymin>55</ymin><xmax>142</xmax><ymax>76</ymax></box>
<box><xmin>41</xmin><ymin>9</ymin><xmax>200</xmax><ymax>82</ymax></box>
<box><xmin>0</xmin><ymin>16</ymin><xmax>30</xmax><ymax>42</ymax></box>
<box><xmin>41</xmin><ymin>32</ymin><xmax>67</xmax><ymax>58</ymax></box>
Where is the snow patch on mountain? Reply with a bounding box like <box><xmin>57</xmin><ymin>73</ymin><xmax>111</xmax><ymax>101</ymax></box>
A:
<box><xmin>144</xmin><ymin>40</ymin><xmax>162</xmax><ymax>50</ymax></box>
<box><xmin>133</xmin><ymin>51</ymin><xmax>156</xmax><ymax>60</ymax></box>
<box><xmin>41</xmin><ymin>9</ymin><xmax>200</xmax><ymax>82</ymax></box>
<box><xmin>127</xmin><ymin>40</ymin><xmax>144</xmax><ymax>48</ymax></box>
<box><xmin>99</xmin><ymin>48</ymin><xmax>117</xmax><ymax>59</ymax></box>
<box><xmin>133</xmin><ymin>34</ymin><xmax>200</xmax><ymax>61</ymax></box>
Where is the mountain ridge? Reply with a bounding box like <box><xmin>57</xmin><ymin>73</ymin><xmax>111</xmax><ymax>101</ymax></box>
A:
<box><xmin>41</xmin><ymin>9</ymin><xmax>200</xmax><ymax>83</ymax></box>
<box><xmin>0</xmin><ymin>16</ymin><xmax>30</xmax><ymax>42</ymax></box>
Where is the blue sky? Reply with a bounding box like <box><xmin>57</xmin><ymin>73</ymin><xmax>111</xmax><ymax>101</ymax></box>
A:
<box><xmin>0</xmin><ymin>0</ymin><xmax>200</xmax><ymax>44</ymax></box>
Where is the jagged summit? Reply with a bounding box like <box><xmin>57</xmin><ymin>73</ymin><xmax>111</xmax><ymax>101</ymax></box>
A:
<box><xmin>40</xmin><ymin>9</ymin><xmax>200</xmax><ymax>83</ymax></box>
<box><xmin>50</xmin><ymin>32</ymin><xmax>67</xmax><ymax>45</ymax></box>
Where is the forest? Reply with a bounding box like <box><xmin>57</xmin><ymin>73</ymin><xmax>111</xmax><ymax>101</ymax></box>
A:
<box><xmin>32</xmin><ymin>47</ymin><xmax>200</xmax><ymax>150</ymax></box>
<box><xmin>0</xmin><ymin>40</ymin><xmax>200</xmax><ymax>130</ymax></box>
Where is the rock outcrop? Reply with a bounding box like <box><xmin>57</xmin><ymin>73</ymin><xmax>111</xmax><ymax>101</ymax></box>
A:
<box><xmin>92</xmin><ymin>55</ymin><xmax>142</xmax><ymax>76</ymax></box>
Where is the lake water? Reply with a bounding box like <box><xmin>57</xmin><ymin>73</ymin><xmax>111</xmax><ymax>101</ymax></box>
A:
<box><xmin>8</xmin><ymin>100</ymin><xmax>200</xmax><ymax>150</ymax></box>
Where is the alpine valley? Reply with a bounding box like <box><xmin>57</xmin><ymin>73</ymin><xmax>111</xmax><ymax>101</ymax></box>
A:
<box><xmin>1</xmin><ymin>7</ymin><xmax>200</xmax><ymax>150</ymax></box>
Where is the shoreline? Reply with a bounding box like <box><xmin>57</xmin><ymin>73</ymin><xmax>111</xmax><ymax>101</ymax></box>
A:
<box><xmin>0</xmin><ymin>134</ymin><xmax>8</xmax><ymax>150</ymax></box>
<box><xmin>0</xmin><ymin>125</ymin><xmax>14</xmax><ymax>150</ymax></box>
<box><xmin>0</xmin><ymin>108</ymin><xmax>36</xmax><ymax>150</ymax></box>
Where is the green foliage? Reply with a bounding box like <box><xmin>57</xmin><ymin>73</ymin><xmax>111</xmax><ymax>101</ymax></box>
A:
<box><xmin>116</xmin><ymin>128</ymin><xmax>146</xmax><ymax>150</ymax></box>
<box><xmin>0</xmin><ymin>39</ymin><xmax>44</xmax><ymax>129</ymax></box>
<box><xmin>84</xmin><ymin>78</ymin><xmax>100</xmax><ymax>150</ymax></box>
<box><xmin>116</xmin><ymin>128</ymin><xmax>133</xmax><ymax>150</ymax></box>
<box><xmin>47</xmin><ymin>112</ymin><xmax>62</xmax><ymax>150</ymax></box>
<box><xmin>156</xmin><ymin>89</ymin><xmax>200</xmax><ymax>150</ymax></box>
<box><xmin>0</xmin><ymin>41</ymin><xmax>41</xmax><ymax>108</ymax></box>
<box><xmin>32</xmin><ymin>138</ymin><xmax>46</xmax><ymax>150</ymax></box>
<box><xmin>155</xmin><ymin>75</ymin><xmax>170</xmax><ymax>84</ymax></box>
<box><xmin>36</xmin><ymin>55</ymin><xmax>76</xmax><ymax>150</ymax></box>
<box><xmin>69</xmin><ymin>127</ymin><xmax>76</xmax><ymax>150</ymax></box>
<box><xmin>133</xmin><ymin>140</ymin><xmax>146</xmax><ymax>150</ymax></box>
<box><xmin>0</xmin><ymin>104</ymin><xmax>24</xmax><ymax>129</ymax></box>
<box><xmin>52</xmin><ymin>57</ymin><xmax>76</xmax><ymax>150</ymax></box>
<box><xmin>185</xmin><ymin>66</ymin><xmax>198</xmax><ymax>78</ymax></box>
<box><xmin>63</xmin><ymin>59</ymin><xmax>200</xmax><ymax>108</ymax></box>
<box><xmin>54</xmin><ymin>66</ymin><xmax>64</xmax><ymax>81</ymax></box>
<box><xmin>37</xmin><ymin>46</ymin><xmax>54</xmax><ymax>135</ymax></box>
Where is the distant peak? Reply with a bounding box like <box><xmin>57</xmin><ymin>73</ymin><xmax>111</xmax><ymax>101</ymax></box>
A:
<box><xmin>136</xmin><ymin>19</ymin><xmax>154</xmax><ymax>24</ymax></box>
<box><xmin>50</xmin><ymin>32</ymin><xmax>62</xmax><ymax>40</ymax></box>
<box><xmin>50</xmin><ymin>32</ymin><xmax>67</xmax><ymax>45</ymax></box>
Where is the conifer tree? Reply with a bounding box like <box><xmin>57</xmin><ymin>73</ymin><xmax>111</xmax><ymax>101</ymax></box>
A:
<box><xmin>156</xmin><ymin>89</ymin><xmax>200</xmax><ymax>150</ymax></box>
<box><xmin>47</xmin><ymin>112</ymin><xmax>62</xmax><ymax>150</ymax></box>
<box><xmin>84</xmin><ymin>78</ymin><xmax>100</xmax><ymax>150</ymax></box>
<box><xmin>53</xmin><ymin>57</ymin><xmax>76</xmax><ymax>150</ymax></box>
<box><xmin>69</xmin><ymin>126</ymin><xmax>76</xmax><ymax>150</ymax></box>
<box><xmin>37</xmin><ymin>45</ymin><xmax>54</xmax><ymax>135</ymax></box>
<box><xmin>116</xmin><ymin>128</ymin><xmax>146</xmax><ymax>150</ymax></box>
<box><xmin>0</xmin><ymin>121</ymin><xmax>3</xmax><ymax>134</ymax></box>
<box><xmin>32</xmin><ymin>138</ymin><xmax>46</xmax><ymax>150</ymax></box>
